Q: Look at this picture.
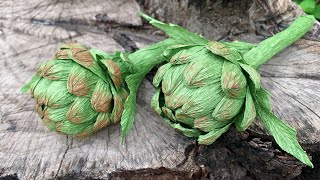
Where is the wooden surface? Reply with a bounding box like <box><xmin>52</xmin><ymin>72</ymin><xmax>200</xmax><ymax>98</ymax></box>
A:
<box><xmin>0</xmin><ymin>0</ymin><xmax>319</xmax><ymax>179</ymax></box>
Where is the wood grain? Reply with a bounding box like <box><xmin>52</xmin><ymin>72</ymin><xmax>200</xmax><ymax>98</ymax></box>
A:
<box><xmin>0</xmin><ymin>0</ymin><xmax>319</xmax><ymax>179</ymax></box>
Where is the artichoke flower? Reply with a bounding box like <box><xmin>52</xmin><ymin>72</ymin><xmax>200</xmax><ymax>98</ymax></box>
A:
<box><xmin>22</xmin><ymin>38</ymin><xmax>177</xmax><ymax>137</ymax></box>
<box><xmin>142</xmin><ymin>14</ymin><xmax>316</xmax><ymax>167</ymax></box>
<box><xmin>22</xmin><ymin>43</ymin><xmax>130</xmax><ymax>136</ymax></box>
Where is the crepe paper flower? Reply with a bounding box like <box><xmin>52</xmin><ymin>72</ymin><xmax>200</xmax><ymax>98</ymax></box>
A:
<box><xmin>142</xmin><ymin>13</ymin><xmax>315</xmax><ymax>167</ymax></box>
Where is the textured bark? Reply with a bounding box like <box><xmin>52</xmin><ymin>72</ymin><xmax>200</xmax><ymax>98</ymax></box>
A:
<box><xmin>0</xmin><ymin>0</ymin><xmax>319</xmax><ymax>179</ymax></box>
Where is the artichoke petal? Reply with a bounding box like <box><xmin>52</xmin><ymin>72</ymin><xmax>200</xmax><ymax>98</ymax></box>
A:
<box><xmin>66</xmin><ymin>97</ymin><xmax>98</xmax><ymax>124</ymax></box>
<box><xmin>153</xmin><ymin>63</ymin><xmax>172</xmax><ymax>87</ymax></box>
<box><xmin>91</xmin><ymin>79</ymin><xmax>113</xmax><ymax>113</ymax></box>
<box><xmin>206</xmin><ymin>41</ymin><xmax>242</xmax><ymax>63</ymax></box>
<box><xmin>163</xmin><ymin>118</ymin><xmax>201</xmax><ymax>137</ymax></box>
<box><xmin>44</xmin><ymin>106</ymin><xmax>70</xmax><ymax>122</ymax></box>
<box><xmin>175</xmin><ymin>108</ymin><xmax>195</xmax><ymax>127</ymax></box>
<box><xmin>181</xmin><ymin>85</ymin><xmax>224</xmax><ymax>118</ymax></box>
<box><xmin>56</xmin><ymin>120</ymin><xmax>94</xmax><ymax>136</ymax></box>
<box><xmin>235</xmin><ymin>88</ymin><xmax>256</xmax><ymax>131</ymax></box>
<box><xmin>33</xmin><ymin>78</ymin><xmax>52</xmax><ymax>105</ymax></box>
<box><xmin>183</xmin><ymin>52</ymin><xmax>223</xmax><ymax>87</ymax></box>
<box><xmin>101</xmin><ymin>60</ymin><xmax>123</xmax><ymax>88</ymax></box>
<box><xmin>45</xmin><ymin>81</ymin><xmax>74</xmax><ymax>108</ymax></box>
<box><xmin>194</xmin><ymin>115</ymin><xmax>231</xmax><ymax>132</ymax></box>
<box><xmin>197</xmin><ymin>124</ymin><xmax>231</xmax><ymax>145</ymax></box>
<box><xmin>38</xmin><ymin>60</ymin><xmax>74</xmax><ymax>81</ymax></box>
<box><xmin>67</xmin><ymin>64</ymin><xmax>98</xmax><ymax>96</ymax></box>
<box><xmin>221</xmin><ymin>61</ymin><xmax>247</xmax><ymax>98</ymax></box>
<box><xmin>162</xmin><ymin>64</ymin><xmax>186</xmax><ymax>96</ymax></box>
<box><xmin>95</xmin><ymin>113</ymin><xmax>111</xmax><ymax>129</ymax></box>
<box><xmin>162</xmin><ymin>106</ymin><xmax>177</xmax><ymax>122</ymax></box>
<box><xmin>239</xmin><ymin>63</ymin><xmax>261</xmax><ymax>91</ymax></box>
<box><xmin>110</xmin><ymin>90</ymin><xmax>124</xmax><ymax>124</ymax></box>
<box><xmin>151</xmin><ymin>89</ymin><xmax>162</xmax><ymax>116</ymax></box>
<box><xmin>212</xmin><ymin>96</ymin><xmax>244</xmax><ymax>122</ymax></box>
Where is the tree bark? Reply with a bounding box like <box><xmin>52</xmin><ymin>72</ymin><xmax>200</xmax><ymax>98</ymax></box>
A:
<box><xmin>0</xmin><ymin>0</ymin><xmax>319</xmax><ymax>179</ymax></box>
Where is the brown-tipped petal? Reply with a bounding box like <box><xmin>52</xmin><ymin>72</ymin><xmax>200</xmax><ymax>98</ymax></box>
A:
<box><xmin>91</xmin><ymin>80</ymin><xmax>113</xmax><ymax>112</ymax></box>
<box><xmin>111</xmin><ymin>93</ymin><xmax>124</xmax><ymax>124</ymax></box>
<box><xmin>71</xmin><ymin>48</ymin><xmax>95</xmax><ymax>67</ymax></box>
<box><xmin>183</xmin><ymin>53</ymin><xmax>223</xmax><ymax>88</ymax></box>
<box><xmin>175</xmin><ymin>108</ymin><xmax>195</xmax><ymax>127</ymax></box>
<box><xmin>67</xmin><ymin>64</ymin><xmax>98</xmax><ymax>96</ymax></box>
<box><xmin>55</xmin><ymin>49</ymin><xmax>70</xmax><ymax>60</ymax></box>
<box><xmin>102</xmin><ymin>60</ymin><xmax>122</xmax><ymax>88</ymax></box>
<box><xmin>161</xmin><ymin>106</ymin><xmax>176</xmax><ymax>122</ymax></box>
<box><xmin>93</xmin><ymin>113</ymin><xmax>111</xmax><ymax>132</ymax></box>
<box><xmin>221</xmin><ymin>61</ymin><xmax>247</xmax><ymax>98</ymax></box>
<box><xmin>42</xmin><ymin>117</ymin><xmax>57</xmax><ymax>131</ymax></box>
<box><xmin>66</xmin><ymin>97</ymin><xmax>98</xmax><ymax>124</ymax></box>
<box><xmin>33</xmin><ymin>78</ymin><xmax>52</xmax><ymax>105</ymax></box>
<box><xmin>153</xmin><ymin>63</ymin><xmax>172</xmax><ymax>87</ymax></box>
<box><xmin>194</xmin><ymin>115</ymin><xmax>231</xmax><ymax>132</ymax></box>
<box><xmin>38</xmin><ymin>60</ymin><xmax>74</xmax><ymax>81</ymax></box>
<box><xmin>212</xmin><ymin>96</ymin><xmax>245</xmax><ymax>122</ymax></box>
<box><xmin>161</xmin><ymin>64</ymin><xmax>185</xmax><ymax>96</ymax></box>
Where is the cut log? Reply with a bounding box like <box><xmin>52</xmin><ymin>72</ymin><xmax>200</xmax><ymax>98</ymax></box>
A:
<box><xmin>0</xmin><ymin>0</ymin><xmax>319</xmax><ymax>179</ymax></box>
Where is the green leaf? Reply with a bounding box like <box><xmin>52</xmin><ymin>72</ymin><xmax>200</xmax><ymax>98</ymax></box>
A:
<box><xmin>139</xmin><ymin>12</ymin><xmax>208</xmax><ymax>45</ymax></box>
<box><xmin>311</xmin><ymin>5</ymin><xmax>320</xmax><ymax>19</ymax></box>
<box><xmin>239</xmin><ymin>63</ymin><xmax>261</xmax><ymax>91</ymax></box>
<box><xmin>235</xmin><ymin>88</ymin><xmax>256</xmax><ymax>131</ymax></box>
<box><xmin>253</xmin><ymin>89</ymin><xmax>314</xmax><ymax>168</ymax></box>
<box><xmin>300</xmin><ymin>0</ymin><xmax>316</xmax><ymax>13</ymax></box>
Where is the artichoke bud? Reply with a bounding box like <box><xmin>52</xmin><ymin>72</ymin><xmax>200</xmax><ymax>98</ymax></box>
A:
<box><xmin>22</xmin><ymin>43</ymin><xmax>130</xmax><ymax>136</ymax></box>
<box><xmin>152</xmin><ymin>43</ymin><xmax>257</xmax><ymax>144</ymax></box>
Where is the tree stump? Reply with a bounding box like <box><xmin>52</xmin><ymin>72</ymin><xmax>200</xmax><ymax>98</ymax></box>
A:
<box><xmin>0</xmin><ymin>0</ymin><xmax>319</xmax><ymax>179</ymax></box>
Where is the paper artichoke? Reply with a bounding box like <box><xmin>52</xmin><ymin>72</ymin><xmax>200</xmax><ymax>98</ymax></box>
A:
<box><xmin>142</xmin><ymin>14</ymin><xmax>315</xmax><ymax>167</ymax></box>
<box><xmin>22</xmin><ymin>43</ymin><xmax>130</xmax><ymax>136</ymax></box>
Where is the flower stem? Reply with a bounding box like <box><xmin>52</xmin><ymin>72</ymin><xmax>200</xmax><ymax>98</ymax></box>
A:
<box><xmin>243</xmin><ymin>15</ymin><xmax>316</xmax><ymax>69</ymax></box>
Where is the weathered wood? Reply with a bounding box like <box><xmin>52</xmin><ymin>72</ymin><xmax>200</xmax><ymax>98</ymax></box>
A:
<box><xmin>0</xmin><ymin>0</ymin><xmax>319</xmax><ymax>179</ymax></box>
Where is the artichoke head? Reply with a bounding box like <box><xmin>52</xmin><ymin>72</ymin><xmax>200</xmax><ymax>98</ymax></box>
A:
<box><xmin>151</xmin><ymin>42</ymin><xmax>260</xmax><ymax>145</ymax></box>
<box><xmin>22</xmin><ymin>43</ymin><xmax>129</xmax><ymax>137</ymax></box>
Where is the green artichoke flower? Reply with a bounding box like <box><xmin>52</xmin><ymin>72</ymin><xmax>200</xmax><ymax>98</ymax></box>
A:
<box><xmin>22</xmin><ymin>43</ymin><xmax>129</xmax><ymax>137</ymax></box>
<box><xmin>141</xmin><ymin>14</ymin><xmax>315</xmax><ymax>167</ymax></box>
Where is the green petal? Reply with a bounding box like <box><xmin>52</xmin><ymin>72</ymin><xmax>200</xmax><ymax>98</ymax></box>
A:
<box><xmin>56</xmin><ymin>120</ymin><xmax>94</xmax><ymax>135</ymax></box>
<box><xmin>33</xmin><ymin>78</ymin><xmax>52</xmax><ymax>105</ymax></box>
<box><xmin>91</xmin><ymin>79</ymin><xmax>113</xmax><ymax>113</ymax></box>
<box><xmin>239</xmin><ymin>63</ymin><xmax>261</xmax><ymax>91</ymax></box>
<box><xmin>44</xmin><ymin>106</ymin><xmax>69</xmax><ymax>122</ymax></box>
<box><xmin>221</xmin><ymin>61</ymin><xmax>247</xmax><ymax>98</ymax></box>
<box><xmin>45</xmin><ymin>81</ymin><xmax>74</xmax><ymax>108</ymax></box>
<box><xmin>163</xmin><ymin>44</ymin><xmax>199</xmax><ymax>60</ymax></box>
<box><xmin>183</xmin><ymin>51</ymin><xmax>223</xmax><ymax>87</ymax></box>
<box><xmin>161</xmin><ymin>64</ymin><xmax>186</xmax><ymax>96</ymax></box>
<box><xmin>151</xmin><ymin>89</ymin><xmax>162</xmax><ymax>116</ymax></box>
<box><xmin>67</xmin><ymin>64</ymin><xmax>99</xmax><ymax>97</ymax></box>
<box><xmin>162</xmin><ymin>106</ymin><xmax>177</xmax><ymax>122</ymax></box>
<box><xmin>21</xmin><ymin>75</ymin><xmax>41</xmax><ymax>93</ymax></box>
<box><xmin>221</xmin><ymin>41</ymin><xmax>256</xmax><ymax>55</ymax></box>
<box><xmin>38</xmin><ymin>60</ymin><xmax>74</xmax><ymax>80</ymax></box>
<box><xmin>163</xmin><ymin>118</ymin><xmax>201</xmax><ymax>137</ymax></box>
<box><xmin>206</xmin><ymin>41</ymin><xmax>242</xmax><ymax>63</ymax></box>
<box><xmin>153</xmin><ymin>63</ymin><xmax>172</xmax><ymax>87</ymax></box>
<box><xmin>164</xmin><ymin>83</ymin><xmax>193</xmax><ymax>110</ymax></box>
<box><xmin>181</xmin><ymin>84</ymin><xmax>224</xmax><ymax>118</ymax></box>
<box><xmin>175</xmin><ymin>108</ymin><xmax>194</xmax><ymax>127</ymax></box>
<box><xmin>197</xmin><ymin>124</ymin><xmax>231</xmax><ymax>145</ymax></box>
<box><xmin>110</xmin><ymin>90</ymin><xmax>124</xmax><ymax>124</ymax></box>
<box><xmin>66</xmin><ymin>97</ymin><xmax>98</xmax><ymax>124</ymax></box>
<box><xmin>101</xmin><ymin>60</ymin><xmax>123</xmax><ymax>88</ymax></box>
<box><xmin>212</xmin><ymin>96</ymin><xmax>244</xmax><ymax>122</ymax></box>
<box><xmin>93</xmin><ymin>113</ymin><xmax>111</xmax><ymax>131</ymax></box>
<box><xmin>170</xmin><ymin>46</ymin><xmax>205</xmax><ymax>65</ymax></box>
<box><xmin>194</xmin><ymin>115</ymin><xmax>231</xmax><ymax>132</ymax></box>
<box><xmin>235</xmin><ymin>88</ymin><xmax>256</xmax><ymax>131</ymax></box>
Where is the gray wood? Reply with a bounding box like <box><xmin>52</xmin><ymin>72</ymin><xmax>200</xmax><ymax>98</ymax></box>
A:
<box><xmin>0</xmin><ymin>0</ymin><xmax>319</xmax><ymax>179</ymax></box>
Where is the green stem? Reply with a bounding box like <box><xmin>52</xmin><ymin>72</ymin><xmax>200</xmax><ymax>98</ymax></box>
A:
<box><xmin>120</xmin><ymin>38</ymin><xmax>176</xmax><ymax>139</ymax></box>
<box><xmin>243</xmin><ymin>15</ymin><xmax>316</xmax><ymax>69</ymax></box>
